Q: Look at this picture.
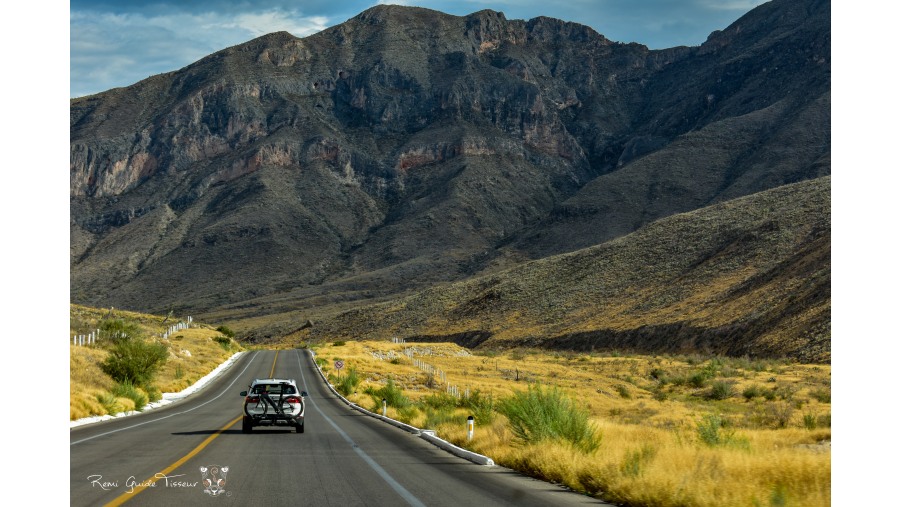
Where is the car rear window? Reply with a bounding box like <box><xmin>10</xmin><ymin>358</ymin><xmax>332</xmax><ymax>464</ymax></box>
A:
<box><xmin>251</xmin><ymin>383</ymin><xmax>296</xmax><ymax>395</ymax></box>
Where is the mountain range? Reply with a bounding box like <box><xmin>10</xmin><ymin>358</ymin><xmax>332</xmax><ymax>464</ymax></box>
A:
<box><xmin>70</xmin><ymin>0</ymin><xmax>830</xmax><ymax>360</ymax></box>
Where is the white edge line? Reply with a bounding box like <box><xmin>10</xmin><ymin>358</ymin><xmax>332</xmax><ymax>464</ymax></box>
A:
<box><xmin>305</xmin><ymin>349</ymin><xmax>495</xmax><ymax>467</ymax></box>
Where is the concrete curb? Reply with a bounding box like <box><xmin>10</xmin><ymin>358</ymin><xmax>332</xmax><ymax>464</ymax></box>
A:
<box><xmin>307</xmin><ymin>349</ymin><xmax>495</xmax><ymax>466</ymax></box>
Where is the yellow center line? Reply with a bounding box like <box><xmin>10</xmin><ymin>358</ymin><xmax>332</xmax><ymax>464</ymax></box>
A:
<box><xmin>269</xmin><ymin>350</ymin><xmax>279</xmax><ymax>377</ymax></box>
<box><xmin>104</xmin><ymin>351</ymin><xmax>280</xmax><ymax>506</ymax></box>
<box><xmin>103</xmin><ymin>415</ymin><xmax>241</xmax><ymax>506</ymax></box>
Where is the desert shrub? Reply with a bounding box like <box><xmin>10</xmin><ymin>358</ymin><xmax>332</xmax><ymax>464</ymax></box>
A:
<box><xmin>696</xmin><ymin>414</ymin><xmax>736</xmax><ymax>446</ymax></box>
<box><xmin>616</xmin><ymin>385</ymin><xmax>632</xmax><ymax>399</ymax></box>
<box><xmin>749</xmin><ymin>401</ymin><xmax>795</xmax><ymax>429</ymax></box>
<box><xmin>809</xmin><ymin>387</ymin><xmax>831</xmax><ymax>403</ymax></box>
<box><xmin>649</xmin><ymin>368</ymin><xmax>668</xmax><ymax>383</ymax></box>
<box><xmin>99</xmin><ymin>318</ymin><xmax>143</xmax><ymax>345</ymax></box>
<box><xmin>367</xmin><ymin>378</ymin><xmax>410</xmax><ymax>410</ymax></box>
<box><xmin>100</xmin><ymin>338</ymin><xmax>168</xmax><ymax>387</ymax></box>
<box><xmin>652</xmin><ymin>387</ymin><xmax>669</xmax><ymax>402</ymax></box>
<box><xmin>96</xmin><ymin>392</ymin><xmax>122</xmax><ymax>414</ymax></box>
<box><xmin>334</xmin><ymin>367</ymin><xmax>361</xmax><ymax>396</ymax></box>
<box><xmin>422</xmin><ymin>392</ymin><xmax>458</xmax><ymax>411</ymax></box>
<box><xmin>461</xmin><ymin>390</ymin><xmax>497</xmax><ymax>424</ymax></box>
<box><xmin>213</xmin><ymin>335</ymin><xmax>233</xmax><ymax>351</ymax></box>
<box><xmin>689</xmin><ymin>371</ymin><xmax>711</xmax><ymax>388</ymax></box>
<box><xmin>332</xmin><ymin>341</ymin><xmax>346</xmax><ymax>347</ymax></box>
<box><xmin>708</xmin><ymin>380</ymin><xmax>736</xmax><ymax>400</ymax></box>
<box><xmin>145</xmin><ymin>385</ymin><xmax>162</xmax><ymax>402</ymax></box>
<box><xmin>498</xmin><ymin>383</ymin><xmax>600</xmax><ymax>453</ymax></box>
<box><xmin>803</xmin><ymin>413</ymin><xmax>817</xmax><ymax>430</ymax></box>
<box><xmin>111</xmin><ymin>380</ymin><xmax>148</xmax><ymax>411</ymax></box>
<box><xmin>215</xmin><ymin>325</ymin><xmax>235</xmax><ymax>338</ymax></box>
<box><xmin>423</xmin><ymin>407</ymin><xmax>466</xmax><ymax>429</ymax></box>
<box><xmin>742</xmin><ymin>384</ymin><xmax>764</xmax><ymax>400</ymax></box>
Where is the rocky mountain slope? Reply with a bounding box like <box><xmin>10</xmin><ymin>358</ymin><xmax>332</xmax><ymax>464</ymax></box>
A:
<box><xmin>70</xmin><ymin>0</ymin><xmax>830</xmax><ymax>356</ymax></box>
<box><xmin>292</xmin><ymin>176</ymin><xmax>830</xmax><ymax>363</ymax></box>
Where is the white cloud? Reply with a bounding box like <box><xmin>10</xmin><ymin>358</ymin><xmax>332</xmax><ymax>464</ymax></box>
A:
<box><xmin>217</xmin><ymin>10</ymin><xmax>331</xmax><ymax>37</ymax></box>
<box><xmin>70</xmin><ymin>8</ymin><xmax>333</xmax><ymax>96</ymax></box>
<box><xmin>698</xmin><ymin>0</ymin><xmax>768</xmax><ymax>11</ymax></box>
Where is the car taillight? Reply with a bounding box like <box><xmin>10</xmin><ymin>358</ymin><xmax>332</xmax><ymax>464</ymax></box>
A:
<box><xmin>284</xmin><ymin>396</ymin><xmax>301</xmax><ymax>404</ymax></box>
<box><xmin>247</xmin><ymin>396</ymin><xmax>259</xmax><ymax>403</ymax></box>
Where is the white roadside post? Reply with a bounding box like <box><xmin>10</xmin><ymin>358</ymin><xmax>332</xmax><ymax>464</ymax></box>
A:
<box><xmin>467</xmin><ymin>416</ymin><xmax>474</xmax><ymax>441</ymax></box>
<box><xmin>382</xmin><ymin>398</ymin><xmax>387</xmax><ymax>416</ymax></box>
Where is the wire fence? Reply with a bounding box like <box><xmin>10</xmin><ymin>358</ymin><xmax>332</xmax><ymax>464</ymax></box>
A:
<box><xmin>71</xmin><ymin>316</ymin><xmax>193</xmax><ymax>346</ymax></box>
<box><xmin>366</xmin><ymin>345</ymin><xmax>471</xmax><ymax>399</ymax></box>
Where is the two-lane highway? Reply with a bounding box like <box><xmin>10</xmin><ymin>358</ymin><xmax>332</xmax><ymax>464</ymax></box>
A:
<box><xmin>71</xmin><ymin>349</ymin><xmax>608</xmax><ymax>506</ymax></box>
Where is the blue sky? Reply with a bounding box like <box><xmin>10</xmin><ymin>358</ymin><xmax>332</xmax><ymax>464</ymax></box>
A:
<box><xmin>70</xmin><ymin>0</ymin><xmax>771</xmax><ymax>98</ymax></box>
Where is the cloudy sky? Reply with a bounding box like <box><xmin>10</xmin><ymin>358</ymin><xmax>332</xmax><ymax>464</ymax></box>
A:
<box><xmin>70</xmin><ymin>0</ymin><xmax>771</xmax><ymax>98</ymax></box>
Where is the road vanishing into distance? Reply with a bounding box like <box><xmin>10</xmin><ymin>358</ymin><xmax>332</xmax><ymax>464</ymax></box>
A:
<box><xmin>70</xmin><ymin>349</ymin><xmax>609</xmax><ymax>506</ymax></box>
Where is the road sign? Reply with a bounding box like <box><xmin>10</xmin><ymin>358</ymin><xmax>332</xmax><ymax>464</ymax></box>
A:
<box><xmin>334</xmin><ymin>360</ymin><xmax>344</xmax><ymax>370</ymax></box>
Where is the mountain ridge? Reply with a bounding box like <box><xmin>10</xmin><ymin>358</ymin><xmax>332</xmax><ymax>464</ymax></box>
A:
<box><xmin>70</xmin><ymin>0</ymin><xmax>830</xmax><ymax>359</ymax></box>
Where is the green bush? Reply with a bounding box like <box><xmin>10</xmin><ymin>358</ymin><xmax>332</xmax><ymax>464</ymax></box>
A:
<box><xmin>334</xmin><ymin>367</ymin><xmax>361</xmax><ymax>396</ymax></box>
<box><xmin>423</xmin><ymin>407</ymin><xmax>465</xmax><ymax>429</ymax></box>
<box><xmin>803</xmin><ymin>413</ymin><xmax>817</xmax><ymax>430</ymax></box>
<box><xmin>498</xmin><ymin>383</ymin><xmax>600</xmax><ymax>453</ymax></box>
<box><xmin>111</xmin><ymin>380</ymin><xmax>148</xmax><ymax>411</ymax></box>
<box><xmin>99</xmin><ymin>318</ymin><xmax>144</xmax><ymax>345</ymax></box>
<box><xmin>215</xmin><ymin>325</ymin><xmax>235</xmax><ymax>338</ymax></box>
<box><xmin>649</xmin><ymin>368</ymin><xmax>668</xmax><ymax>383</ymax></box>
<box><xmin>96</xmin><ymin>392</ymin><xmax>121</xmax><ymax>414</ymax></box>
<box><xmin>688</xmin><ymin>371</ymin><xmax>710</xmax><ymax>388</ymax></box>
<box><xmin>367</xmin><ymin>378</ymin><xmax>410</xmax><ymax>410</ymax></box>
<box><xmin>100</xmin><ymin>338</ymin><xmax>168</xmax><ymax>387</ymax></box>
<box><xmin>145</xmin><ymin>385</ymin><xmax>162</xmax><ymax>403</ymax></box>
<box><xmin>461</xmin><ymin>390</ymin><xmax>497</xmax><ymax>424</ymax></box>
<box><xmin>742</xmin><ymin>384</ymin><xmax>764</xmax><ymax>400</ymax></box>
<box><xmin>708</xmin><ymin>380</ymin><xmax>736</xmax><ymax>400</ymax></box>
<box><xmin>422</xmin><ymin>392</ymin><xmax>459</xmax><ymax>411</ymax></box>
<box><xmin>213</xmin><ymin>335</ymin><xmax>233</xmax><ymax>351</ymax></box>
<box><xmin>696</xmin><ymin>414</ymin><xmax>735</xmax><ymax>446</ymax></box>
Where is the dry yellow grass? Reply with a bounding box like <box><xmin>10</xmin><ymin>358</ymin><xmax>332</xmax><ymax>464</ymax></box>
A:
<box><xmin>313</xmin><ymin>340</ymin><xmax>830</xmax><ymax>507</ymax></box>
<box><xmin>70</xmin><ymin>304</ymin><xmax>243</xmax><ymax>420</ymax></box>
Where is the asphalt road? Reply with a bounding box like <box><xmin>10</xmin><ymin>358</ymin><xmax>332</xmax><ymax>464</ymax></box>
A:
<box><xmin>70</xmin><ymin>349</ymin><xmax>610</xmax><ymax>506</ymax></box>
